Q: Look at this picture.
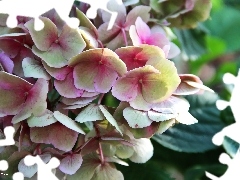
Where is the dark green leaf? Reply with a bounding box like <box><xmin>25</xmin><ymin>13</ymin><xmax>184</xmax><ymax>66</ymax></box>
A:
<box><xmin>184</xmin><ymin>164</ymin><xmax>227</xmax><ymax>180</ymax></box>
<box><xmin>223</xmin><ymin>136</ymin><xmax>240</xmax><ymax>157</ymax></box>
<box><xmin>116</xmin><ymin>160</ymin><xmax>175</xmax><ymax>180</ymax></box>
<box><xmin>174</xmin><ymin>27</ymin><xmax>207</xmax><ymax>59</ymax></box>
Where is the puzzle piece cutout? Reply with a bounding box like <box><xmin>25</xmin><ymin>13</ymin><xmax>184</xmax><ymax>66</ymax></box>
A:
<box><xmin>0</xmin><ymin>160</ymin><xmax>8</xmax><ymax>171</ymax></box>
<box><xmin>0</xmin><ymin>126</ymin><xmax>24</xmax><ymax>179</ymax></box>
<box><xmin>0</xmin><ymin>126</ymin><xmax>15</xmax><ymax>146</ymax></box>
<box><xmin>0</xmin><ymin>0</ymin><xmax>79</xmax><ymax>30</ymax></box>
<box><xmin>24</xmin><ymin>155</ymin><xmax>60</xmax><ymax>180</ymax></box>
<box><xmin>79</xmin><ymin>0</ymin><xmax>123</xmax><ymax>30</ymax></box>
<box><xmin>0</xmin><ymin>160</ymin><xmax>24</xmax><ymax>180</ymax></box>
<box><xmin>213</xmin><ymin>69</ymin><xmax>240</xmax><ymax>146</ymax></box>
<box><xmin>205</xmin><ymin>69</ymin><xmax>240</xmax><ymax>179</ymax></box>
<box><xmin>206</xmin><ymin>149</ymin><xmax>240</xmax><ymax>180</ymax></box>
<box><xmin>0</xmin><ymin>0</ymin><xmax>123</xmax><ymax>31</ymax></box>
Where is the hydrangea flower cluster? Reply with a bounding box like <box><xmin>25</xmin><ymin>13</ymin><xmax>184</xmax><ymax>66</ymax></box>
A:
<box><xmin>0</xmin><ymin>0</ymin><xmax>212</xmax><ymax>179</ymax></box>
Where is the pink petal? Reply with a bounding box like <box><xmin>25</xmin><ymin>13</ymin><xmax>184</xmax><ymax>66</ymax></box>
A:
<box><xmin>24</xmin><ymin>17</ymin><xmax>58</xmax><ymax>51</ymax></box>
<box><xmin>105</xmin><ymin>31</ymin><xmax>126</xmax><ymax>51</ymax></box>
<box><xmin>70</xmin><ymin>48</ymin><xmax>127</xmax><ymax>92</ymax></box>
<box><xmin>0</xmin><ymin>39</ymin><xmax>21</xmax><ymax>58</ymax></box>
<box><xmin>42</xmin><ymin>61</ymin><xmax>72</xmax><ymax>81</ymax></box>
<box><xmin>12</xmin><ymin>45</ymin><xmax>34</xmax><ymax>77</ymax></box>
<box><xmin>125</xmin><ymin>6</ymin><xmax>151</xmax><ymax>29</ymax></box>
<box><xmin>0</xmin><ymin>72</ymin><xmax>32</xmax><ymax>117</ymax></box>
<box><xmin>0</xmin><ymin>52</ymin><xmax>14</xmax><ymax>73</ymax></box>
<box><xmin>73</xmin><ymin>62</ymin><xmax>98</xmax><ymax>92</ymax></box>
<box><xmin>94</xmin><ymin>66</ymin><xmax>118</xmax><ymax>93</ymax></box>
<box><xmin>129</xmin><ymin>89</ymin><xmax>153</xmax><ymax>111</ymax></box>
<box><xmin>59</xmin><ymin>154</ymin><xmax>83</xmax><ymax>175</ymax></box>
<box><xmin>146</xmin><ymin>33</ymin><xmax>169</xmax><ymax>48</ymax></box>
<box><xmin>58</xmin><ymin>24</ymin><xmax>86</xmax><ymax>59</ymax></box>
<box><xmin>98</xmin><ymin>22</ymin><xmax>121</xmax><ymax>43</ymax></box>
<box><xmin>185</xmin><ymin>0</ymin><xmax>195</xmax><ymax>11</ymax></box>
<box><xmin>12</xmin><ymin>78</ymin><xmax>48</xmax><ymax>124</ymax></box>
<box><xmin>115</xmin><ymin>46</ymin><xmax>146</xmax><ymax>71</ymax></box>
<box><xmin>129</xmin><ymin>25</ymin><xmax>142</xmax><ymax>46</ymax></box>
<box><xmin>30</xmin><ymin>122</ymin><xmax>78</xmax><ymax>151</ymax></box>
<box><xmin>173</xmin><ymin>74</ymin><xmax>203</xmax><ymax>95</ymax></box>
<box><xmin>112</xmin><ymin>77</ymin><xmax>139</xmax><ymax>101</ymax></box>
<box><xmin>150</xmin><ymin>25</ymin><xmax>166</xmax><ymax>35</ymax></box>
<box><xmin>135</xmin><ymin>17</ymin><xmax>151</xmax><ymax>42</ymax></box>
<box><xmin>54</xmin><ymin>72</ymin><xmax>84</xmax><ymax>98</ymax></box>
<box><xmin>162</xmin><ymin>45</ymin><xmax>170</xmax><ymax>58</ymax></box>
<box><xmin>152</xmin><ymin>96</ymin><xmax>190</xmax><ymax>114</ymax></box>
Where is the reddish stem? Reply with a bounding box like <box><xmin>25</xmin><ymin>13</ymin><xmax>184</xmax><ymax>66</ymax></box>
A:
<box><xmin>98</xmin><ymin>141</ymin><xmax>104</xmax><ymax>164</ymax></box>
<box><xmin>121</xmin><ymin>28</ymin><xmax>128</xmax><ymax>46</ymax></box>
<box><xmin>94</xmin><ymin>122</ymin><xmax>105</xmax><ymax>164</ymax></box>
<box><xmin>98</xmin><ymin>93</ymin><xmax>104</xmax><ymax>105</ymax></box>
<box><xmin>98</xmin><ymin>40</ymin><xmax>104</xmax><ymax>48</ymax></box>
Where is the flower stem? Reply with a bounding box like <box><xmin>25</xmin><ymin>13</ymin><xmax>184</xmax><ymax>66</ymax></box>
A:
<box><xmin>94</xmin><ymin>122</ymin><xmax>105</xmax><ymax>164</ymax></box>
<box><xmin>98</xmin><ymin>141</ymin><xmax>104</xmax><ymax>164</ymax></box>
<box><xmin>98</xmin><ymin>93</ymin><xmax>104</xmax><ymax>105</ymax></box>
<box><xmin>121</xmin><ymin>28</ymin><xmax>128</xmax><ymax>46</ymax></box>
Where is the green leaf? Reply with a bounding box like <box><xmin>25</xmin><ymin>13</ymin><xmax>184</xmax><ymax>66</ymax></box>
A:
<box><xmin>153</xmin><ymin>92</ymin><xmax>225</xmax><ymax>152</ymax></box>
<box><xmin>184</xmin><ymin>164</ymin><xmax>227</xmax><ymax>180</ymax></box>
<box><xmin>99</xmin><ymin>105</ymin><xmax>123</xmax><ymax>135</ymax></box>
<box><xmin>116</xmin><ymin>160</ymin><xmax>175</xmax><ymax>180</ymax></box>
<box><xmin>174</xmin><ymin>28</ymin><xmax>207</xmax><ymax>59</ymax></box>
<box><xmin>205</xmin><ymin>6</ymin><xmax>240</xmax><ymax>52</ymax></box>
<box><xmin>223</xmin><ymin>136</ymin><xmax>240</xmax><ymax>157</ymax></box>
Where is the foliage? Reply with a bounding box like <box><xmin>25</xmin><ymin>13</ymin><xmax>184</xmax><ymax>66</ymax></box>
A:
<box><xmin>0</xmin><ymin>0</ymin><xmax>238</xmax><ymax>179</ymax></box>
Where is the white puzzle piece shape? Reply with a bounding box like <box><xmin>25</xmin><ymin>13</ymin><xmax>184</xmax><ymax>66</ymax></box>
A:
<box><xmin>0</xmin><ymin>159</ymin><xmax>24</xmax><ymax>180</ymax></box>
<box><xmin>214</xmin><ymin>70</ymin><xmax>240</xmax><ymax>145</ymax></box>
<box><xmin>206</xmin><ymin>69</ymin><xmax>240</xmax><ymax>179</ymax></box>
<box><xmin>206</xmin><ymin>149</ymin><xmax>240</xmax><ymax>180</ymax></box>
<box><xmin>0</xmin><ymin>126</ymin><xmax>15</xmax><ymax>147</ymax></box>
<box><xmin>77</xmin><ymin>0</ymin><xmax>123</xmax><ymax>30</ymax></box>
<box><xmin>0</xmin><ymin>0</ymin><xmax>122</xmax><ymax>30</ymax></box>
<box><xmin>24</xmin><ymin>155</ymin><xmax>60</xmax><ymax>180</ymax></box>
